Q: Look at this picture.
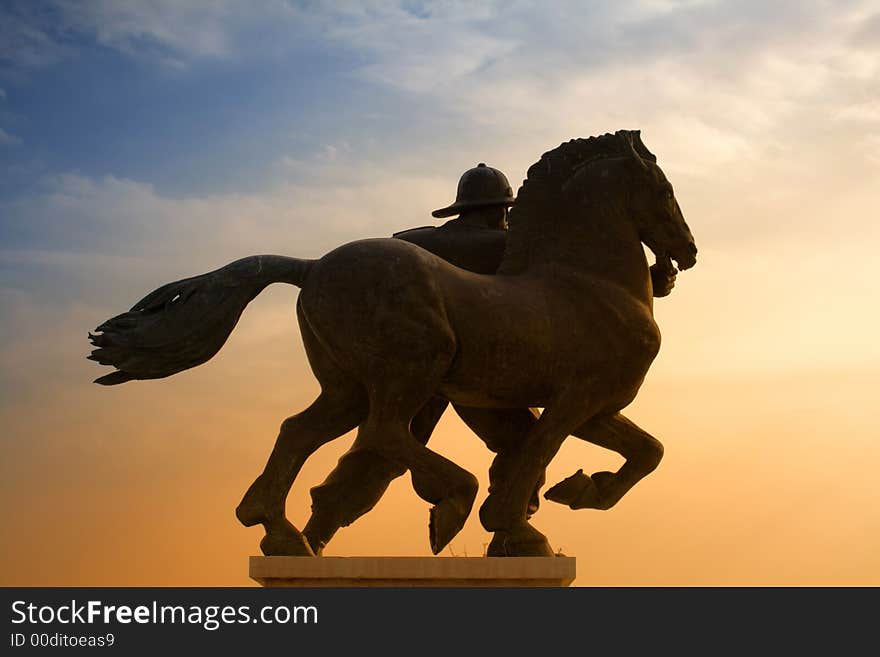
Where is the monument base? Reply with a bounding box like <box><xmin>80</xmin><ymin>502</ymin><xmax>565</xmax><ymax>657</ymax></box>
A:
<box><xmin>250</xmin><ymin>556</ymin><xmax>576</xmax><ymax>587</ymax></box>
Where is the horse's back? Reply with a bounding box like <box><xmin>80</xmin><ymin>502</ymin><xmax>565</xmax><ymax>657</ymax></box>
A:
<box><xmin>298</xmin><ymin>238</ymin><xmax>462</xmax><ymax>375</ymax></box>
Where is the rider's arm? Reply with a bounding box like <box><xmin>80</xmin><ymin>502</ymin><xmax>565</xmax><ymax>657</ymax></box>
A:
<box><xmin>650</xmin><ymin>256</ymin><xmax>677</xmax><ymax>298</ymax></box>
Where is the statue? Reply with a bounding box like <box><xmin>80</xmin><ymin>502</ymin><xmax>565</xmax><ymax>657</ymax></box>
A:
<box><xmin>88</xmin><ymin>130</ymin><xmax>697</xmax><ymax>558</ymax></box>
<box><xmin>303</xmin><ymin>162</ymin><xmax>678</xmax><ymax>556</ymax></box>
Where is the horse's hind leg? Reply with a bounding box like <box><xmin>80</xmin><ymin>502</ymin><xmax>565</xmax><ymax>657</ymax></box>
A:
<box><xmin>297</xmin><ymin>258</ymin><xmax>476</xmax><ymax>554</ymax></box>
<box><xmin>544</xmin><ymin>413</ymin><xmax>663</xmax><ymax>511</ymax></box>
<box><xmin>236</xmin><ymin>308</ymin><xmax>367</xmax><ymax>556</ymax></box>
<box><xmin>346</xmin><ymin>338</ymin><xmax>478</xmax><ymax>554</ymax></box>
<box><xmin>303</xmin><ymin>396</ymin><xmax>449</xmax><ymax>555</ymax></box>
<box><xmin>353</xmin><ymin>399</ymin><xmax>479</xmax><ymax>555</ymax></box>
<box><xmin>236</xmin><ymin>389</ymin><xmax>366</xmax><ymax>555</ymax></box>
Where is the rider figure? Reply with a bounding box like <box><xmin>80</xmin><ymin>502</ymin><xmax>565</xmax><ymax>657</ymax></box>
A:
<box><xmin>395</xmin><ymin>162</ymin><xmax>678</xmax><ymax>291</ymax></box>
<box><xmin>393</xmin><ymin>162</ymin><xmax>511</xmax><ymax>273</ymax></box>
<box><xmin>302</xmin><ymin>163</ymin><xmax>677</xmax><ymax>555</ymax></box>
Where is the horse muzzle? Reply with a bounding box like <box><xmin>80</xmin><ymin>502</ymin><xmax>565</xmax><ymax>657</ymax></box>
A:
<box><xmin>672</xmin><ymin>241</ymin><xmax>698</xmax><ymax>271</ymax></box>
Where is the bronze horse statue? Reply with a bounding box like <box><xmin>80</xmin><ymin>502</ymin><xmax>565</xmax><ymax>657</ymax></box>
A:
<box><xmin>88</xmin><ymin>130</ymin><xmax>697</xmax><ymax>557</ymax></box>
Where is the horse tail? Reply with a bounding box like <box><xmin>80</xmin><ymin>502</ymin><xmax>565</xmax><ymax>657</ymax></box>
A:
<box><xmin>88</xmin><ymin>255</ymin><xmax>315</xmax><ymax>385</ymax></box>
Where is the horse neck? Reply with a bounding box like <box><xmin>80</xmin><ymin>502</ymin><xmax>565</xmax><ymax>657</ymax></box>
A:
<box><xmin>499</xmin><ymin>196</ymin><xmax>653</xmax><ymax>307</ymax></box>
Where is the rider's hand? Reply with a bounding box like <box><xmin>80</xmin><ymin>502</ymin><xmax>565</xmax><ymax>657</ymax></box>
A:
<box><xmin>650</xmin><ymin>257</ymin><xmax>677</xmax><ymax>298</ymax></box>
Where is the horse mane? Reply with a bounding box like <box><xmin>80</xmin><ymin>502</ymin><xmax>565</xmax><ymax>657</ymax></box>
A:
<box><xmin>521</xmin><ymin>129</ymin><xmax>656</xmax><ymax>193</ymax></box>
<box><xmin>499</xmin><ymin>130</ymin><xmax>655</xmax><ymax>274</ymax></box>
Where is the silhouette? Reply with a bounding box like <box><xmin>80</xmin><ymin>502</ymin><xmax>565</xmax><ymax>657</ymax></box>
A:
<box><xmin>89</xmin><ymin>130</ymin><xmax>697</xmax><ymax>557</ymax></box>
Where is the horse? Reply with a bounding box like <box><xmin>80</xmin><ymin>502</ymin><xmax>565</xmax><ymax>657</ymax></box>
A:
<box><xmin>88</xmin><ymin>130</ymin><xmax>697</xmax><ymax>557</ymax></box>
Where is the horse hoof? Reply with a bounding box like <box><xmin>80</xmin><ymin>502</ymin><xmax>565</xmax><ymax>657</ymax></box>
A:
<box><xmin>236</xmin><ymin>502</ymin><xmax>264</xmax><ymax>528</ymax></box>
<box><xmin>487</xmin><ymin>525</ymin><xmax>555</xmax><ymax>557</ymax></box>
<box><xmin>545</xmin><ymin>470</ymin><xmax>620</xmax><ymax>510</ymax></box>
<box><xmin>589</xmin><ymin>471</ymin><xmax>618</xmax><ymax>509</ymax></box>
<box><xmin>236</xmin><ymin>477</ymin><xmax>269</xmax><ymax>527</ymax></box>
<box><xmin>429</xmin><ymin>497</ymin><xmax>471</xmax><ymax>555</ymax></box>
<box><xmin>259</xmin><ymin>522</ymin><xmax>316</xmax><ymax>557</ymax></box>
<box><xmin>545</xmin><ymin>469</ymin><xmax>604</xmax><ymax>510</ymax></box>
<box><xmin>486</xmin><ymin>534</ymin><xmax>505</xmax><ymax>556</ymax></box>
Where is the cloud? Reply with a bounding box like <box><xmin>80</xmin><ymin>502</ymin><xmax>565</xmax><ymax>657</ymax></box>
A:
<box><xmin>835</xmin><ymin>101</ymin><xmax>880</xmax><ymax>123</ymax></box>
<box><xmin>2</xmin><ymin>1</ymin><xmax>519</xmax><ymax>75</ymax></box>
<box><xmin>851</xmin><ymin>11</ymin><xmax>880</xmax><ymax>47</ymax></box>
<box><xmin>2</xmin><ymin>1</ymin><xmax>877</xmax><ymax>241</ymax></box>
<box><xmin>0</xmin><ymin>161</ymin><xmax>452</xmax><ymax>297</ymax></box>
<box><xmin>58</xmin><ymin>0</ymin><xmax>236</xmax><ymax>62</ymax></box>
<box><xmin>2</xmin><ymin>0</ymin><xmax>879</xmax><ymax>354</ymax></box>
<box><xmin>321</xmin><ymin>3</ymin><xmax>518</xmax><ymax>94</ymax></box>
<box><xmin>0</xmin><ymin>3</ymin><xmax>72</xmax><ymax>75</ymax></box>
<box><xmin>4</xmin><ymin>2</ymin><xmax>876</xmax><ymax>183</ymax></box>
<box><xmin>0</xmin><ymin>0</ymin><xmax>282</xmax><ymax>72</ymax></box>
<box><xmin>4</xmin><ymin>1</ymin><xmax>876</xmax><ymax>86</ymax></box>
<box><xmin>248</xmin><ymin>0</ymin><xmax>879</xmax><ymax>198</ymax></box>
<box><xmin>0</xmin><ymin>160</ymin><xmax>451</xmax><ymax>401</ymax></box>
<box><xmin>0</xmin><ymin>128</ymin><xmax>21</xmax><ymax>145</ymax></box>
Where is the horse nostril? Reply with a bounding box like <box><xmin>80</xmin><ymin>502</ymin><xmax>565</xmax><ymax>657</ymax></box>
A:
<box><xmin>688</xmin><ymin>242</ymin><xmax>698</xmax><ymax>255</ymax></box>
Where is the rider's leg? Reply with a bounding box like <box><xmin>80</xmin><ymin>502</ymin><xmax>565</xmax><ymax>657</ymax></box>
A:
<box><xmin>303</xmin><ymin>396</ymin><xmax>449</xmax><ymax>554</ymax></box>
<box><xmin>452</xmin><ymin>406</ymin><xmax>544</xmax><ymax>516</ymax></box>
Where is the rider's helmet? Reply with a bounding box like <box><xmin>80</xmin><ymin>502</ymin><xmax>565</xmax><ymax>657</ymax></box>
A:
<box><xmin>431</xmin><ymin>163</ymin><xmax>516</xmax><ymax>218</ymax></box>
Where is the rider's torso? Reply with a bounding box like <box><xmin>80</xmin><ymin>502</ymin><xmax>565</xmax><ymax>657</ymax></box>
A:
<box><xmin>393</xmin><ymin>221</ymin><xmax>507</xmax><ymax>275</ymax></box>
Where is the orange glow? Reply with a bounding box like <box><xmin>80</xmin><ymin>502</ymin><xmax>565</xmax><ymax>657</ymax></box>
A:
<box><xmin>3</xmin><ymin>287</ymin><xmax>878</xmax><ymax>586</ymax></box>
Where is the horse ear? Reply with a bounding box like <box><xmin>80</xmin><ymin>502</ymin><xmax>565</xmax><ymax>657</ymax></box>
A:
<box><xmin>619</xmin><ymin>130</ymin><xmax>648</xmax><ymax>171</ymax></box>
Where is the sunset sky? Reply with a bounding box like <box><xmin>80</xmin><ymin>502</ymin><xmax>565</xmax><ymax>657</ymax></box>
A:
<box><xmin>1</xmin><ymin>1</ymin><xmax>878</xmax><ymax>586</ymax></box>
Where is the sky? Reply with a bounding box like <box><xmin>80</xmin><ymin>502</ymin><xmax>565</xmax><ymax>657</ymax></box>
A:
<box><xmin>1</xmin><ymin>0</ymin><xmax>878</xmax><ymax>586</ymax></box>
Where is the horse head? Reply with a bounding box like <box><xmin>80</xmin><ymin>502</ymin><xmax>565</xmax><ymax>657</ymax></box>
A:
<box><xmin>506</xmin><ymin>130</ymin><xmax>697</xmax><ymax>280</ymax></box>
<box><xmin>618</xmin><ymin>130</ymin><xmax>697</xmax><ymax>272</ymax></box>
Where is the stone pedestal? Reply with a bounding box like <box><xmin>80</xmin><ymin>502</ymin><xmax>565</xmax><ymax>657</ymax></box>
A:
<box><xmin>250</xmin><ymin>556</ymin><xmax>576</xmax><ymax>587</ymax></box>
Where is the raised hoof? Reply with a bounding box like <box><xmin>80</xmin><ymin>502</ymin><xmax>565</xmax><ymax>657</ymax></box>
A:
<box><xmin>545</xmin><ymin>469</ymin><xmax>604</xmax><ymax>509</ymax></box>
<box><xmin>487</xmin><ymin>525</ymin><xmax>555</xmax><ymax>557</ymax></box>
<box><xmin>429</xmin><ymin>497</ymin><xmax>473</xmax><ymax>555</ymax></box>
<box><xmin>260</xmin><ymin>521</ymin><xmax>316</xmax><ymax>557</ymax></box>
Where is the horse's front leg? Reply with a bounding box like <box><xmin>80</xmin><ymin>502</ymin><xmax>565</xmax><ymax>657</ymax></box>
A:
<box><xmin>479</xmin><ymin>401</ymin><xmax>595</xmax><ymax>556</ymax></box>
<box><xmin>544</xmin><ymin>413</ymin><xmax>663</xmax><ymax>510</ymax></box>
